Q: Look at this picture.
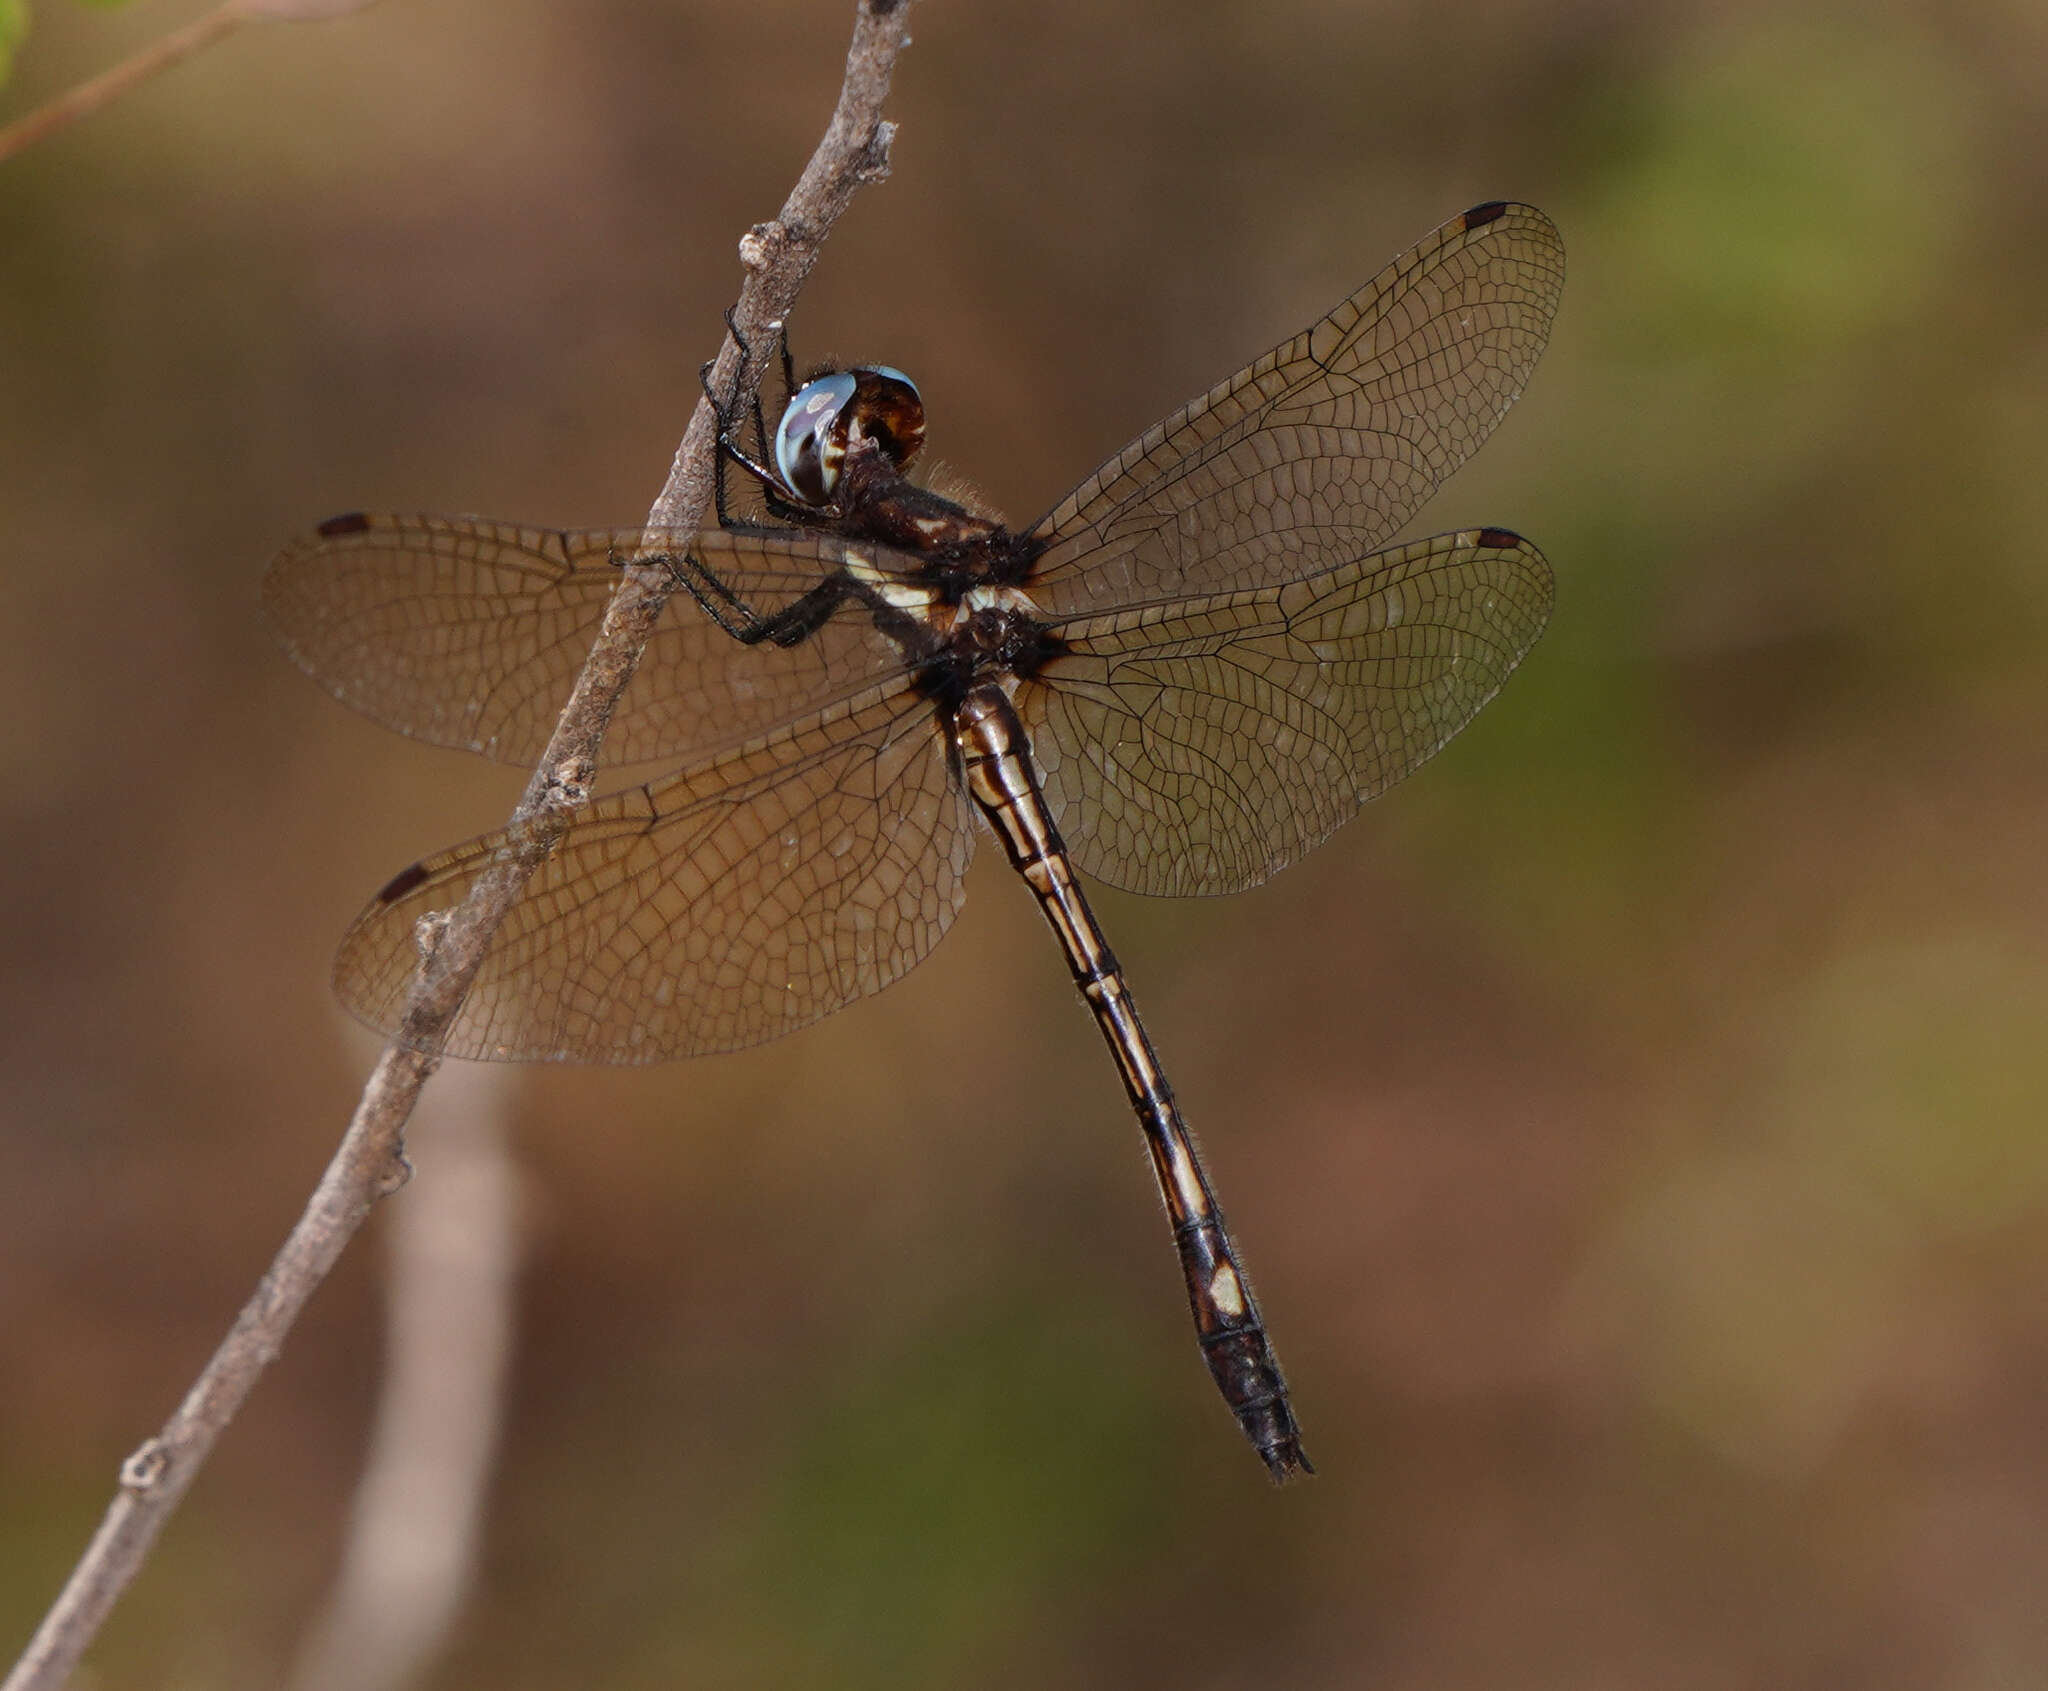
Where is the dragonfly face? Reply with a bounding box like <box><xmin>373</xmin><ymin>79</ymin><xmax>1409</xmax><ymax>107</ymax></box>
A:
<box><xmin>770</xmin><ymin>365</ymin><xmax>926</xmax><ymax>505</ymax></box>
<box><xmin>266</xmin><ymin>200</ymin><xmax>1566</xmax><ymax>1480</ymax></box>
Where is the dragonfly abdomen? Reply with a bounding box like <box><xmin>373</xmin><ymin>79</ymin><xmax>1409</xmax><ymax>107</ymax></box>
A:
<box><xmin>953</xmin><ymin>684</ymin><xmax>1311</xmax><ymax>1479</ymax></box>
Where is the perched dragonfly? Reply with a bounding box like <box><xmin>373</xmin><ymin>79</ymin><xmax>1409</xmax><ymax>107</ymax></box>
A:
<box><xmin>266</xmin><ymin>200</ymin><xmax>1564</xmax><ymax>1480</ymax></box>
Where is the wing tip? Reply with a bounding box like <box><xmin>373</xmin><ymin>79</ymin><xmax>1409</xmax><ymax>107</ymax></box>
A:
<box><xmin>316</xmin><ymin>511</ymin><xmax>374</xmax><ymax>539</ymax></box>
<box><xmin>376</xmin><ymin>860</ymin><xmax>433</xmax><ymax>904</ymax></box>
<box><xmin>1459</xmin><ymin>200</ymin><xmax>1566</xmax><ymax>269</ymax></box>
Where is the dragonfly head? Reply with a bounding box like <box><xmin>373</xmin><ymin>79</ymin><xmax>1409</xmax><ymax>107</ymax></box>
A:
<box><xmin>773</xmin><ymin>366</ymin><xmax>925</xmax><ymax>505</ymax></box>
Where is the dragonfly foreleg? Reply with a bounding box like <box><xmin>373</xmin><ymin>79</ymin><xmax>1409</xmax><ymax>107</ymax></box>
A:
<box><xmin>708</xmin><ymin>306</ymin><xmax>818</xmax><ymax>529</ymax></box>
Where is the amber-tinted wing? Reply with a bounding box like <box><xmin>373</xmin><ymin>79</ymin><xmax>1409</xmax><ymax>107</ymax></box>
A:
<box><xmin>1018</xmin><ymin>528</ymin><xmax>1551</xmax><ymax>897</ymax></box>
<box><xmin>1024</xmin><ymin>202</ymin><xmax>1564</xmax><ymax>617</ymax></box>
<box><xmin>333</xmin><ymin>684</ymin><xmax>971</xmax><ymax>1062</ymax></box>
<box><xmin>263</xmin><ymin>515</ymin><xmax>909</xmax><ymax>767</ymax></box>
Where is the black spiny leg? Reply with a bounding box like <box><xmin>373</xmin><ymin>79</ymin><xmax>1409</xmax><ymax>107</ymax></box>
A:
<box><xmin>667</xmin><ymin>549</ymin><xmax>857</xmax><ymax>651</ymax></box>
<box><xmin>698</xmin><ymin>308</ymin><xmax>766</xmax><ymax>529</ymax></box>
<box><xmin>706</xmin><ymin>306</ymin><xmax>789</xmax><ymax>530</ymax></box>
<box><xmin>680</xmin><ymin>309</ymin><xmax>860</xmax><ymax>650</ymax></box>
<box><xmin>733</xmin><ymin>305</ymin><xmax>800</xmax><ymax>472</ymax></box>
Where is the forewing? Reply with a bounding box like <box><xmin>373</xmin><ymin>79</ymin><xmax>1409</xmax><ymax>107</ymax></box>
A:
<box><xmin>263</xmin><ymin>514</ymin><xmax>909</xmax><ymax>766</ymax></box>
<box><xmin>1020</xmin><ymin>529</ymin><xmax>1552</xmax><ymax>896</ymax></box>
<box><xmin>333</xmin><ymin>684</ymin><xmax>972</xmax><ymax>1062</ymax></box>
<box><xmin>1025</xmin><ymin>202</ymin><xmax>1563</xmax><ymax>616</ymax></box>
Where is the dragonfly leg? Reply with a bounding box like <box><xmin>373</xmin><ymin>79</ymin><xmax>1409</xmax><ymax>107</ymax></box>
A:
<box><xmin>661</xmin><ymin>551</ymin><xmax>856</xmax><ymax>651</ymax></box>
<box><xmin>707</xmin><ymin>310</ymin><xmax>778</xmax><ymax>529</ymax></box>
<box><xmin>705</xmin><ymin>306</ymin><xmax>815</xmax><ymax>528</ymax></box>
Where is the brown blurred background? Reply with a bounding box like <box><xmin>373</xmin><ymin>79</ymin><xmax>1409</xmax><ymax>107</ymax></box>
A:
<box><xmin>6</xmin><ymin>0</ymin><xmax>2048</xmax><ymax>1685</ymax></box>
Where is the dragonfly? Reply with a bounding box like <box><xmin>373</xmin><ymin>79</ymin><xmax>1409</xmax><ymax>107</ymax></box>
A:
<box><xmin>265</xmin><ymin>200</ymin><xmax>1564</xmax><ymax>1481</ymax></box>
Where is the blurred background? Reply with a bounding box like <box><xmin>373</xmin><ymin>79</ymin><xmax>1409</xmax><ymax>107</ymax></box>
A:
<box><xmin>5</xmin><ymin>0</ymin><xmax>2048</xmax><ymax>1685</ymax></box>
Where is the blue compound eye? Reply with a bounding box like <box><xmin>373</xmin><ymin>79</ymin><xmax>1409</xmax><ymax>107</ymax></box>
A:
<box><xmin>774</xmin><ymin>372</ymin><xmax>859</xmax><ymax>505</ymax></box>
<box><xmin>772</xmin><ymin>367</ymin><xmax>926</xmax><ymax>504</ymax></box>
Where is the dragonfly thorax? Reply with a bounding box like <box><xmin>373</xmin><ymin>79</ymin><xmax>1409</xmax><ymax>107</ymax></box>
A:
<box><xmin>903</xmin><ymin>588</ymin><xmax>1068</xmax><ymax>710</ymax></box>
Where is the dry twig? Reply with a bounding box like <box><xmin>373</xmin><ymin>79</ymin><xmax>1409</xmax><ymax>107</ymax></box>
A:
<box><xmin>0</xmin><ymin>0</ymin><xmax>382</xmax><ymax>168</ymax></box>
<box><xmin>2</xmin><ymin>4</ymin><xmax>913</xmax><ymax>1686</ymax></box>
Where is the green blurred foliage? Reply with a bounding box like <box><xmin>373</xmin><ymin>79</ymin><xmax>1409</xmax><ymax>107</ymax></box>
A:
<box><xmin>0</xmin><ymin>0</ymin><xmax>26</xmax><ymax>84</ymax></box>
<box><xmin>1</xmin><ymin>0</ymin><xmax>156</xmax><ymax>89</ymax></box>
<box><xmin>709</xmin><ymin>1303</ymin><xmax>1165</xmax><ymax>1689</ymax></box>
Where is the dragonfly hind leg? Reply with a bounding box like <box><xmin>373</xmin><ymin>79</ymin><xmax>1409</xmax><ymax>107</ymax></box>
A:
<box><xmin>663</xmin><ymin>549</ymin><xmax>856</xmax><ymax>652</ymax></box>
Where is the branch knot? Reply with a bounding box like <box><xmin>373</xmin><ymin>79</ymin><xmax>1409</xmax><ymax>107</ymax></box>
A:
<box><xmin>118</xmin><ymin>1440</ymin><xmax>169</xmax><ymax>1494</ymax></box>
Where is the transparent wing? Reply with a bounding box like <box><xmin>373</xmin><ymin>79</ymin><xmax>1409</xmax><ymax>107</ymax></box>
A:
<box><xmin>334</xmin><ymin>684</ymin><xmax>971</xmax><ymax>1062</ymax></box>
<box><xmin>1019</xmin><ymin>528</ymin><xmax>1552</xmax><ymax>897</ymax></box>
<box><xmin>1024</xmin><ymin>202</ymin><xmax>1564</xmax><ymax>616</ymax></box>
<box><xmin>263</xmin><ymin>514</ymin><xmax>909</xmax><ymax>767</ymax></box>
